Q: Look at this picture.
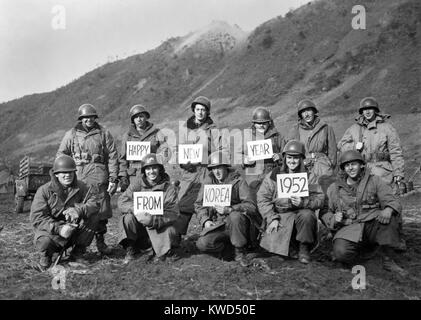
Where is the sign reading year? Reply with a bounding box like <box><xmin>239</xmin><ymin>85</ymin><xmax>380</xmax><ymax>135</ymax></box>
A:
<box><xmin>178</xmin><ymin>144</ymin><xmax>203</xmax><ymax>164</ymax></box>
<box><xmin>133</xmin><ymin>191</ymin><xmax>163</xmax><ymax>216</ymax></box>
<box><xmin>202</xmin><ymin>184</ymin><xmax>232</xmax><ymax>207</ymax></box>
<box><xmin>126</xmin><ymin>141</ymin><xmax>151</xmax><ymax>161</ymax></box>
<box><xmin>246</xmin><ymin>139</ymin><xmax>273</xmax><ymax>161</ymax></box>
<box><xmin>276</xmin><ymin>173</ymin><xmax>309</xmax><ymax>198</ymax></box>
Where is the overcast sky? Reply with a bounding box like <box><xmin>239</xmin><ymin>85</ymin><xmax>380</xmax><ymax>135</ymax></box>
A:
<box><xmin>0</xmin><ymin>0</ymin><xmax>310</xmax><ymax>103</ymax></box>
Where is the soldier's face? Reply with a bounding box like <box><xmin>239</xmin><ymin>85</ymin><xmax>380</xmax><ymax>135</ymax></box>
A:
<box><xmin>344</xmin><ymin>161</ymin><xmax>363</xmax><ymax>179</ymax></box>
<box><xmin>55</xmin><ymin>172</ymin><xmax>75</xmax><ymax>187</ymax></box>
<box><xmin>211</xmin><ymin>166</ymin><xmax>228</xmax><ymax>182</ymax></box>
<box><xmin>81</xmin><ymin>116</ymin><xmax>96</xmax><ymax>128</ymax></box>
<box><xmin>145</xmin><ymin>165</ymin><xmax>161</xmax><ymax>182</ymax></box>
<box><xmin>194</xmin><ymin>104</ymin><xmax>208</xmax><ymax>122</ymax></box>
<box><xmin>301</xmin><ymin>108</ymin><xmax>315</xmax><ymax>124</ymax></box>
<box><xmin>285</xmin><ymin>155</ymin><xmax>301</xmax><ymax>171</ymax></box>
<box><xmin>133</xmin><ymin>113</ymin><xmax>148</xmax><ymax>128</ymax></box>
<box><xmin>362</xmin><ymin>108</ymin><xmax>376</xmax><ymax>121</ymax></box>
<box><xmin>254</xmin><ymin>122</ymin><xmax>270</xmax><ymax>133</ymax></box>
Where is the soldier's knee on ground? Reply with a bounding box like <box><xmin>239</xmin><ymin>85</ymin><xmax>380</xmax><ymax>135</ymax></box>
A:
<box><xmin>296</xmin><ymin>209</ymin><xmax>317</xmax><ymax>224</ymax></box>
<box><xmin>196</xmin><ymin>236</ymin><xmax>225</xmax><ymax>253</ymax></box>
<box><xmin>35</xmin><ymin>236</ymin><xmax>59</xmax><ymax>254</ymax></box>
<box><xmin>122</xmin><ymin>212</ymin><xmax>137</xmax><ymax>227</ymax></box>
<box><xmin>333</xmin><ymin>239</ymin><xmax>358</xmax><ymax>264</ymax></box>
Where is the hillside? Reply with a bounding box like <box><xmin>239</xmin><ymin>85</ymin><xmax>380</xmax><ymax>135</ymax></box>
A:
<box><xmin>0</xmin><ymin>0</ymin><xmax>420</xmax><ymax>177</ymax></box>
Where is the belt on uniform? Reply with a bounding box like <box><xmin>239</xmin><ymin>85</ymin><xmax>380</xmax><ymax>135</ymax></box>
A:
<box><xmin>365</xmin><ymin>152</ymin><xmax>390</xmax><ymax>162</ymax></box>
<box><xmin>307</xmin><ymin>152</ymin><xmax>327</xmax><ymax>159</ymax></box>
<box><xmin>74</xmin><ymin>154</ymin><xmax>105</xmax><ymax>165</ymax></box>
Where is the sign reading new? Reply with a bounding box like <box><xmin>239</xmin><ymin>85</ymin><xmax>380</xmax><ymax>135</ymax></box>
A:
<box><xmin>178</xmin><ymin>144</ymin><xmax>203</xmax><ymax>164</ymax></box>
<box><xmin>126</xmin><ymin>141</ymin><xmax>151</xmax><ymax>161</ymax></box>
<box><xmin>276</xmin><ymin>173</ymin><xmax>309</xmax><ymax>198</ymax></box>
<box><xmin>133</xmin><ymin>191</ymin><xmax>164</xmax><ymax>216</ymax></box>
<box><xmin>202</xmin><ymin>184</ymin><xmax>232</xmax><ymax>207</ymax></box>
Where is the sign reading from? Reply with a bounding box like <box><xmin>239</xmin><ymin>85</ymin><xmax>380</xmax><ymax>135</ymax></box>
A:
<box><xmin>247</xmin><ymin>139</ymin><xmax>273</xmax><ymax>161</ymax></box>
<box><xmin>133</xmin><ymin>191</ymin><xmax>163</xmax><ymax>215</ymax></box>
<box><xmin>203</xmin><ymin>184</ymin><xmax>232</xmax><ymax>207</ymax></box>
<box><xmin>178</xmin><ymin>144</ymin><xmax>203</xmax><ymax>164</ymax></box>
<box><xmin>126</xmin><ymin>141</ymin><xmax>151</xmax><ymax>161</ymax></box>
<box><xmin>276</xmin><ymin>173</ymin><xmax>309</xmax><ymax>198</ymax></box>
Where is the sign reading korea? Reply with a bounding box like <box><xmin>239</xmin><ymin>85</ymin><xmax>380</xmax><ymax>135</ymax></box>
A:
<box><xmin>202</xmin><ymin>184</ymin><xmax>232</xmax><ymax>207</ymax></box>
<box><xmin>133</xmin><ymin>191</ymin><xmax>163</xmax><ymax>215</ymax></box>
<box><xmin>247</xmin><ymin>139</ymin><xmax>273</xmax><ymax>161</ymax></box>
<box><xmin>276</xmin><ymin>173</ymin><xmax>309</xmax><ymax>198</ymax></box>
<box><xmin>178</xmin><ymin>144</ymin><xmax>203</xmax><ymax>164</ymax></box>
<box><xmin>126</xmin><ymin>141</ymin><xmax>151</xmax><ymax>161</ymax></box>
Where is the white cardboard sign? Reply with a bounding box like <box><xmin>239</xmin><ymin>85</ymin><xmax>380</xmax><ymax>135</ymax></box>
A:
<box><xmin>126</xmin><ymin>141</ymin><xmax>151</xmax><ymax>161</ymax></box>
<box><xmin>276</xmin><ymin>172</ymin><xmax>309</xmax><ymax>198</ymax></box>
<box><xmin>247</xmin><ymin>139</ymin><xmax>273</xmax><ymax>161</ymax></box>
<box><xmin>133</xmin><ymin>191</ymin><xmax>163</xmax><ymax>216</ymax></box>
<box><xmin>202</xmin><ymin>184</ymin><xmax>232</xmax><ymax>207</ymax></box>
<box><xmin>178</xmin><ymin>144</ymin><xmax>203</xmax><ymax>164</ymax></box>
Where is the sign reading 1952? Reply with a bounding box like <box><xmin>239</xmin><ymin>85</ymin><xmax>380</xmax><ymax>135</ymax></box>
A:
<box><xmin>276</xmin><ymin>172</ymin><xmax>309</xmax><ymax>198</ymax></box>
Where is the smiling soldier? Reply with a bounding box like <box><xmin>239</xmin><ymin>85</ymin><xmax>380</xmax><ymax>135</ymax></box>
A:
<box><xmin>320</xmin><ymin>150</ymin><xmax>406</xmax><ymax>275</ymax></box>
<box><xmin>57</xmin><ymin>104</ymin><xmax>119</xmax><ymax>255</ymax></box>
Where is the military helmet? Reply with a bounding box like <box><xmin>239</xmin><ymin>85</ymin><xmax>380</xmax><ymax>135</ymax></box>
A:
<box><xmin>339</xmin><ymin>150</ymin><xmax>365</xmax><ymax>170</ymax></box>
<box><xmin>141</xmin><ymin>153</ymin><xmax>164</xmax><ymax>174</ymax></box>
<box><xmin>282</xmin><ymin>140</ymin><xmax>306</xmax><ymax>158</ymax></box>
<box><xmin>297</xmin><ymin>99</ymin><xmax>318</xmax><ymax>117</ymax></box>
<box><xmin>130</xmin><ymin>104</ymin><xmax>150</xmax><ymax>121</ymax></box>
<box><xmin>191</xmin><ymin>96</ymin><xmax>211</xmax><ymax>113</ymax></box>
<box><xmin>207</xmin><ymin>150</ymin><xmax>231</xmax><ymax>169</ymax></box>
<box><xmin>252</xmin><ymin>107</ymin><xmax>272</xmax><ymax>123</ymax></box>
<box><xmin>53</xmin><ymin>155</ymin><xmax>77</xmax><ymax>173</ymax></box>
<box><xmin>359</xmin><ymin>97</ymin><xmax>380</xmax><ymax>114</ymax></box>
<box><xmin>78</xmin><ymin>103</ymin><xmax>98</xmax><ymax>120</ymax></box>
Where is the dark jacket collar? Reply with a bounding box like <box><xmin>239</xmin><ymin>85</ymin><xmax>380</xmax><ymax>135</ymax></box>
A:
<box><xmin>355</xmin><ymin>113</ymin><xmax>391</xmax><ymax>128</ymax></box>
<box><xmin>128</xmin><ymin>122</ymin><xmax>155</xmax><ymax>138</ymax></box>
<box><xmin>140</xmin><ymin>172</ymin><xmax>170</xmax><ymax>190</ymax></box>
<box><xmin>207</xmin><ymin>168</ymin><xmax>241</xmax><ymax>185</ymax></box>
<box><xmin>298</xmin><ymin>116</ymin><xmax>321</xmax><ymax>130</ymax></box>
<box><xmin>186</xmin><ymin>115</ymin><xmax>215</xmax><ymax>130</ymax></box>
<box><xmin>269</xmin><ymin>160</ymin><xmax>306</xmax><ymax>181</ymax></box>
<box><xmin>251</xmin><ymin>124</ymin><xmax>279</xmax><ymax>139</ymax></box>
<box><xmin>74</xmin><ymin>121</ymin><xmax>101</xmax><ymax>133</ymax></box>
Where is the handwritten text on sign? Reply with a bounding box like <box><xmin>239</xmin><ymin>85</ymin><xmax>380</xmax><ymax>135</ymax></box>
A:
<box><xmin>126</xmin><ymin>141</ymin><xmax>151</xmax><ymax>161</ymax></box>
<box><xmin>276</xmin><ymin>173</ymin><xmax>309</xmax><ymax>198</ymax></box>
<box><xmin>247</xmin><ymin>139</ymin><xmax>273</xmax><ymax>161</ymax></box>
<box><xmin>202</xmin><ymin>184</ymin><xmax>232</xmax><ymax>207</ymax></box>
<box><xmin>133</xmin><ymin>191</ymin><xmax>163</xmax><ymax>215</ymax></box>
<box><xmin>178</xmin><ymin>144</ymin><xmax>203</xmax><ymax>164</ymax></box>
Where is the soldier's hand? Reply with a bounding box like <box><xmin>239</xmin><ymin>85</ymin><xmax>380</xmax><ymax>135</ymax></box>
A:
<box><xmin>204</xmin><ymin>221</ymin><xmax>215</xmax><ymax>229</ymax></box>
<box><xmin>290</xmin><ymin>196</ymin><xmax>303</xmax><ymax>207</ymax></box>
<box><xmin>376</xmin><ymin>209</ymin><xmax>392</xmax><ymax>224</ymax></box>
<box><xmin>215</xmin><ymin>206</ymin><xmax>232</xmax><ymax>216</ymax></box>
<box><xmin>393</xmin><ymin>176</ymin><xmax>402</xmax><ymax>183</ymax></box>
<box><xmin>107</xmin><ymin>182</ymin><xmax>117</xmax><ymax>195</ymax></box>
<box><xmin>272</xmin><ymin>153</ymin><xmax>281</xmax><ymax>162</ymax></box>
<box><xmin>63</xmin><ymin>208</ymin><xmax>80</xmax><ymax>223</ymax></box>
<box><xmin>119</xmin><ymin>177</ymin><xmax>130</xmax><ymax>192</ymax></box>
<box><xmin>334</xmin><ymin>211</ymin><xmax>343</xmax><ymax>223</ymax></box>
<box><xmin>243</xmin><ymin>156</ymin><xmax>255</xmax><ymax>166</ymax></box>
<box><xmin>136</xmin><ymin>211</ymin><xmax>153</xmax><ymax>226</ymax></box>
<box><xmin>59</xmin><ymin>224</ymin><xmax>76</xmax><ymax>239</ymax></box>
<box><xmin>267</xmin><ymin>219</ymin><xmax>279</xmax><ymax>234</ymax></box>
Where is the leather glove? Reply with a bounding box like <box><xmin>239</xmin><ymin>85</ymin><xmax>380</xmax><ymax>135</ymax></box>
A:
<box><xmin>119</xmin><ymin>176</ymin><xmax>130</xmax><ymax>192</ymax></box>
<box><xmin>59</xmin><ymin>224</ymin><xmax>76</xmax><ymax>239</ymax></box>
<box><xmin>63</xmin><ymin>207</ymin><xmax>80</xmax><ymax>223</ymax></box>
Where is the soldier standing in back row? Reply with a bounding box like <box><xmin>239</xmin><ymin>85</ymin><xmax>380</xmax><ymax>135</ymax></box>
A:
<box><xmin>57</xmin><ymin>103</ymin><xmax>119</xmax><ymax>255</ymax></box>
<box><xmin>286</xmin><ymin>99</ymin><xmax>337</xmax><ymax>192</ymax></box>
<box><xmin>338</xmin><ymin>97</ymin><xmax>405</xmax><ymax>192</ymax></box>
<box><xmin>118</xmin><ymin>104</ymin><xmax>168</xmax><ymax>192</ymax></box>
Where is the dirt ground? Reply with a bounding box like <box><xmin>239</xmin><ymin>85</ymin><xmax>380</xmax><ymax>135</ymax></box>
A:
<box><xmin>0</xmin><ymin>187</ymin><xmax>420</xmax><ymax>300</ymax></box>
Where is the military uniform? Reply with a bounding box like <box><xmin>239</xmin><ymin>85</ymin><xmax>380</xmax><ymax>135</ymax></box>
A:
<box><xmin>118</xmin><ymin>173</ymin><xmax>180</xmax><ymax>258</ymax></box>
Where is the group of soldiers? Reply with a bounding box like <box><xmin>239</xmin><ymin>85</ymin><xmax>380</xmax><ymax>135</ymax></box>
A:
<box><xmin>29</xmin><ymin>95</ymin><xmax>407</xmax><ymax>275</ymax></box>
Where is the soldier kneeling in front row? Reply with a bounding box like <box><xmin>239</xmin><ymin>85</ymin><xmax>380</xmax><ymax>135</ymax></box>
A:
<box><xmin>30</xmin><ymin>155</ymin><xmax>100</xmax><ymax>271</ymax></box>
<box><xmin>118</xmin><ymin>153</ymin><xmax>181</xmax><ymax>263</ymax></box>
<box><xmin>195</xmin><ymin>151</ymin><xmax>261</xmax><ymax>267</ymax></box>
<box><xmin>320</xmin><ymin>150</ymin><xmax>406</xmax><ymax>275</ymax></box>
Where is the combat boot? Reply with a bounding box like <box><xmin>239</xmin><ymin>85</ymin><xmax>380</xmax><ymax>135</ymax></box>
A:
<box><xmin>69</xmin><ymin>245</ymin><xmax>89</xmax><ymax>265</ymax></box>
<box><xmin>234</xmin><ymin>247</ymin><xmax>251</xmax><ymax>267</ymax></box>
<box><xmin>96</xmin><ymin>233</ymin><xmax>112</xmax><ymax>255</ymax></box>
<box><xmin>37</xmin><ymin>252</ymin><xmax>52</xmax><ymax>271</ymax></box>
<box><xmin>298</xmin><ymin>243</ymin><xmax>311</xmax><ymax>264</ymax></box>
